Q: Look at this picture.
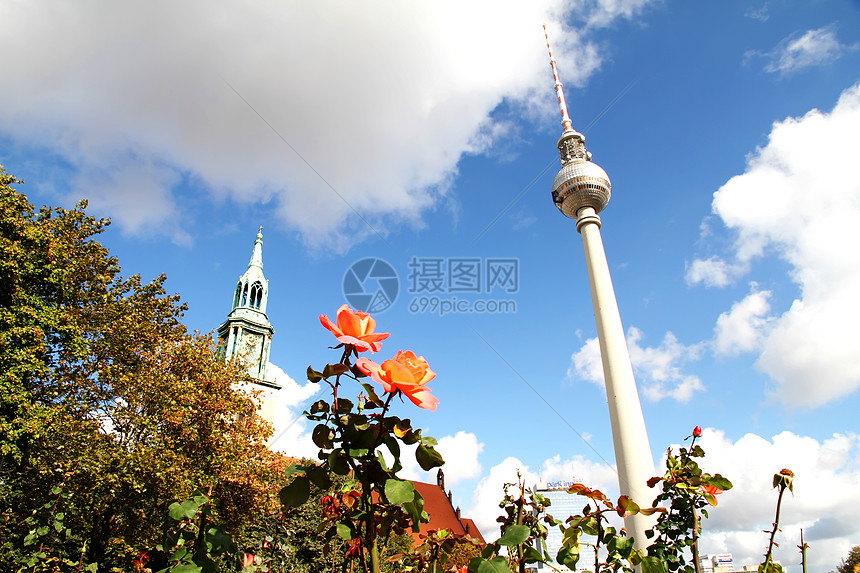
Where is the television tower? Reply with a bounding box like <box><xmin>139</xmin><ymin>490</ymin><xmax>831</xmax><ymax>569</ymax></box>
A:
<box><xmin>544</xmin><ymin>26</ymin><xmax>657</xmax><ymax>550</ymax></box>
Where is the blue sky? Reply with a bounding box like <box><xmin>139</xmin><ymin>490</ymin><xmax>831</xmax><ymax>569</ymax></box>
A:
<box><xmin>3</xmin><ymin>1</ymin><xmax>860</xmax><ymax>569</ymax></box>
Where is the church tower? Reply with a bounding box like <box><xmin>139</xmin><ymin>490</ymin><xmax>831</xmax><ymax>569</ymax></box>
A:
<box><xmin>217</xmin><ymin>227</ymin><xmax>281</xmax><ymax>426</ymax></box>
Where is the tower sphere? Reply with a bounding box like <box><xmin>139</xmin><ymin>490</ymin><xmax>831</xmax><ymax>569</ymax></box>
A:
<box><xmin>552</xmin><ymin>159</ymin><xmax>612</xmax><ymax>219</ymax></box>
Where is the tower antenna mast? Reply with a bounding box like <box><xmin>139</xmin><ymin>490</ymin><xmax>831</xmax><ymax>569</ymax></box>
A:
<box><xmin>544</xmin><ymin>25</ymin><xmax>573</xmax><ymax>133</ymax></box>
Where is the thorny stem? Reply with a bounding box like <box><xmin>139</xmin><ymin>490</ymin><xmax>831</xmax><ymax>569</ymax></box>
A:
<box><xmin>332</xmin><ymin>344</ymin><xmax>399</xmax><ymax>573</ymax></box>
<box><xmin>594</xmin><ymin>509</ymin><xmax>603</xmax><ymax>573</ymax></box>
<box><xmin>764</xmin><ymin>483</ymin><xmax>787</xmax><ymax>566</ymax></box>
<box><xmin>515</xmin><ymin>479</ymin><xmax>525</xmax><ymax>573</ymax></box>
<box><xmin>692</xmin><ymin>509</ymin><xmax>701</xmax><ymax>573</ymax></box>
<box><xmin>798</xmin><ymin>529</ymin><xmax>808</xmax><ymax>573</ymax></box>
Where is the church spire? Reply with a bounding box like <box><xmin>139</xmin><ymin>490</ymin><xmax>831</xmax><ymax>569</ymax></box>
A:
<box><xmin>232</xmin><ymin>227</ymin><xmax>268</xmax><ymax>314</ymax></box>
<box><xmin>248</xmin><ymin>226</ymin><xmax>264</xmax><ymax>271</ymax></box>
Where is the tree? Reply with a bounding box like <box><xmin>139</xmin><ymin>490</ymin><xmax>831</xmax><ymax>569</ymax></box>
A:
<box><xmin>0</xmin><ymin>165</ymin><xmax>278</xmax><ymax>571</ymax></box>
<box><xmin>833</xmin><ymin>546</ymin><xmax>860</xmax><ymax>573</ymax></box>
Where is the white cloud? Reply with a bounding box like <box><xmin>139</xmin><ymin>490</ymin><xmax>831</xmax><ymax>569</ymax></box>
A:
<box><xmin>761</xmin><ymin>26</ymin><xmax>856</xmax><ymax>75</ymax></box>
<box><xmin>570</xmin><ymin>327</ymin><xmax>705</xmax><ymax>402</ymax></box>
<box><xmin>692</xmin><ymin>429</ymin><xmax>860</xmax><ymax>571</ymax></box>
<box><xmin>0</xmin><ymin>0</ymin><xmax>654</xmax><ymax>249</ymax></box>
<box><xmin>569</xmin><ymin>336</ymin><xmax>604</xmax><ymax>384</ymax></box>
<box><xmin>465</xmin><ymin>453</ymin><xmax>619</xmax><ymax>541</ymax></box>
<box><xmin>704</xmin><ymin>83</ymin><xmax>860</xmax><ymax>408</ymax></box>
<box><xmin>436</xmin><ymin>432</ymin><xmax>485</xmax><ymax>486</ymax></box>
<box><xmin>395</xmin><ymin>431</ymin><xmax>484</xmax><ymax>489</ymax></box>
<box><xmin>266</xmin><ymin>363</ymin><xmax>320</xmax><ymax>457</ymax></box>
<box><xmin>458</xmin><ymin>429</ymin><xmax>860</xmax><ymax>568</ymax></box>
<box><xmin>685</xmin><ymin>256</ymin><xmax>745</xmax><ymax>287</ymax></box>
<box><xmin>745</xmin><ymin>4</ymin><xmax>770</xmax><ymax>22</ymax></box>
<box><xmin>713</xmin><ymin>284</ymin><xmax>773</xmax><ymax>356</ymax></box>
<box><xmin>571</xmin><ymin>0</ymin><xmax>657</xmax><ymax>29</ymax></box>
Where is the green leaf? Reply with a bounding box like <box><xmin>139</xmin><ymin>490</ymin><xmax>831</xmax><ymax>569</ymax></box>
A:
<box><xmin>557</xmin><ymin>544</ymin><xmax>581</xmax><ymax>570</ymax></box>
<box><xmin>522</xmin><ymin>544</ymin><xmax>544</xmax><ymax>563</ymax></box>
<box><xmin>616</xmin><ymin>495</ymin><xmax>640</xmax><ymax>517</ymax></box>
<box><xmin>204</xmin><ymin>527</ymin><xmax>236</xmax><ymax>555</ymax></box>
<box><xmin>607</xmin><ymin>534</ymin><xmax>634</xmax><ymax>558</ymax></box>
<box><xmin>420</xmin><ymin>435</ymin><xmax>438</xmax><ymax>447</ymax></box>
<box><xmin>415</xmin><ymin>444</ymin><xmax>445</xmax><ymax>471</ymax></box>
<box><xmin>477</xmin><ymin>557</ymin><xmax>511</xmax><ymax>573</ymax></box>
<box><xmin>708</xmin><ymin>474</ymin><xmax>733</xmax><ymax>490</ymax></box>
<box><xmin>336</xmin><ymin>522</ymin><xmax>354</xmax><ymax>541</ymax></box>
<box><xmin>384</xmin><ymin>437</ymin><xmax>401</xmax><ymax>461</ymax></box>
<box><xmin>306</xmin><ymin>464</ymin><xmax>332</xmax><ymax>489</ymax></box>
<box><xmin>309</xmin><ymin>400</ymin><xmax>329</xmax><ymax>414</ymax></box>
<box><xmin>328</xmin><ymin>449</ymin><xmax>351</xmax><ymax>475</ymax></box>
<box><xmin>640</xmin><ymin>556</ymin><xmax>668</xmax><ymax>573</ymax></box>
<box><xmin>497</xmin><ymin>524</ymin><xmax>530</xmax><ymax>546</ymax></box>
<box><xmin>359</xmin><ymin>382</ymin><xmax>385</xmax><ymax>407</ymax></box>
<box><xmin>385</xmin><ymin>479</ymin><xmax>415</xmax><ymax>505</ymax></box>
<box><xmin>169</xmin><ymin>565</ymin><xmax>203</xmax><ymax>573</ymax></box>
<box><xmin>279</xmin><ymin>475</ymin><xmax>310</xmax><ymax>509</ymax></box>
<box><xmin>323</xmin><ymin>363</ymin><xmax>349</xmax><ymax>378</ymax></box>
<box><xmin>307</xmin><ymin>366</ymin><xmax>323</xmax><ymax>382</ymax></box>
<box><xmin>580</xmin><ymin>515</ymin><xmax>600</xmax><ymax>536</ymax></box>
<box><xmin>402</xmin><ymin>490</ymin><xmax>427</xmax><ymax>530</ymax></box>
<box><xmin>284</xmin><ymin>464</ymin><xmax>306</xmax><ymax>479</ymax></box>
<box><xmin>312</xmin><ymin>424</ymin><xmax>335</xmax><ymax>449</ymax></box>
<box><xmin>168</xmin><ymin>500</ymin><xmax>200</xmax><ymax>521</ymax></box>
<box><xmin>168</xmin><ymin>546</ymin><xmax>189</xmax><ymax>562</ymax></box>
<box><xmin>334</xmin><ymin>398</ymin><xmax>353</xmax><ymax>414</ymax></box>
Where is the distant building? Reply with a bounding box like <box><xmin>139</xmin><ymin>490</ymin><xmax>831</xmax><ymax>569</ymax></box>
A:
<box><xmin>533</xmin><ymin>481</ymin><xmax>596</xmax><ymax>572</ymax></box>
<box><xmin>700</xmin><ymin>553</ymin><xmax>735</xmax><ymax>573</ymax></box>
<box><xmin>217</xmin><ymin>228</ymin><xmax>281</xmax><ymax>427</ymax></box>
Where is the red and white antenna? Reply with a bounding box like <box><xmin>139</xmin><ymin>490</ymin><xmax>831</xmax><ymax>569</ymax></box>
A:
<box><xmin>543</xmin><ymin>24</ymin><xmax>573</xmax><ymax>133</ymax></box>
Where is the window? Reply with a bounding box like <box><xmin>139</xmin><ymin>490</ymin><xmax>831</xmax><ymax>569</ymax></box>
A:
<box><xmin>250</xmin><ymin>281</ymin><xmax>263</xmax><ymax>309</ymax></box>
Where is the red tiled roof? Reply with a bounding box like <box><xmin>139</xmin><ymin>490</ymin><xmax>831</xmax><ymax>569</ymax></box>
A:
<box><xmin>458</xmin><ymin>518</ymin><xmax>486</xmax><ymax>545</ymax></box>
<box><xmin>410</xmin><ymin>481</ymin><xmax>486</xmax><ymax>546</ymax></box>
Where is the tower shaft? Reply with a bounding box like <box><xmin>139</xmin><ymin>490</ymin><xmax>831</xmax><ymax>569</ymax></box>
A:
<box><xmin>577</xmin><ymin>207</ymin><xmax>656</xmax><ymax>548</ymax></box>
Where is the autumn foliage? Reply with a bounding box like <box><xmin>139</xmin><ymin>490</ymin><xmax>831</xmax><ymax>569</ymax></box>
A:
<box><xmin>0</xmin><ymin>166</ymin><xmax>283</xmax><ymax>571</ymax></box>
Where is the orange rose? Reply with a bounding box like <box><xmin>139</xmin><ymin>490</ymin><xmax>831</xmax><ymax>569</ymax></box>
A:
<box><xmin>702</xmin><ymin>484</ymin><xmax>723</xmax><ymax>506</ymax></box>
<box><xmin>319</xmin><ymin>304</ymin><xmax>390</xmax><ymax>352</ymax></box>
<box><xmin>356</xmin><ymin>351</ymin><xmax>439</xmax><ymax>411</ymax></box>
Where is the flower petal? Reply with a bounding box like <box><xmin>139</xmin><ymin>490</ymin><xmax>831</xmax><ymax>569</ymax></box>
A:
<box><xmin>337</xmin><ymin>335</ymin><xmax>374</xmax><ymax>351</ymax></box>
<box><xmin>319</xmin><ymin>313</ymin><xmax>343</xmax><ymax>337</ymax></box>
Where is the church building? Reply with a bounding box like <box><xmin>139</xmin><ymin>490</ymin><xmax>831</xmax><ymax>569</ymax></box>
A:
<box><xmin>217</xmin><ymin>228</ymin><xmax>281</xmax><ymax>427</ymax></box>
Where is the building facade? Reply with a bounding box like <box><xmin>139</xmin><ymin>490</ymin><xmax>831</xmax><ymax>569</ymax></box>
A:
<box><xmin>534</xmin><ymin>481</ymin><xmax>596</xmax><ymax>572</ymax></box>
<box><xmin>699</xmin><ymin>553</ymin><xmax>735</xmax><ymax>573</ymax></box>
